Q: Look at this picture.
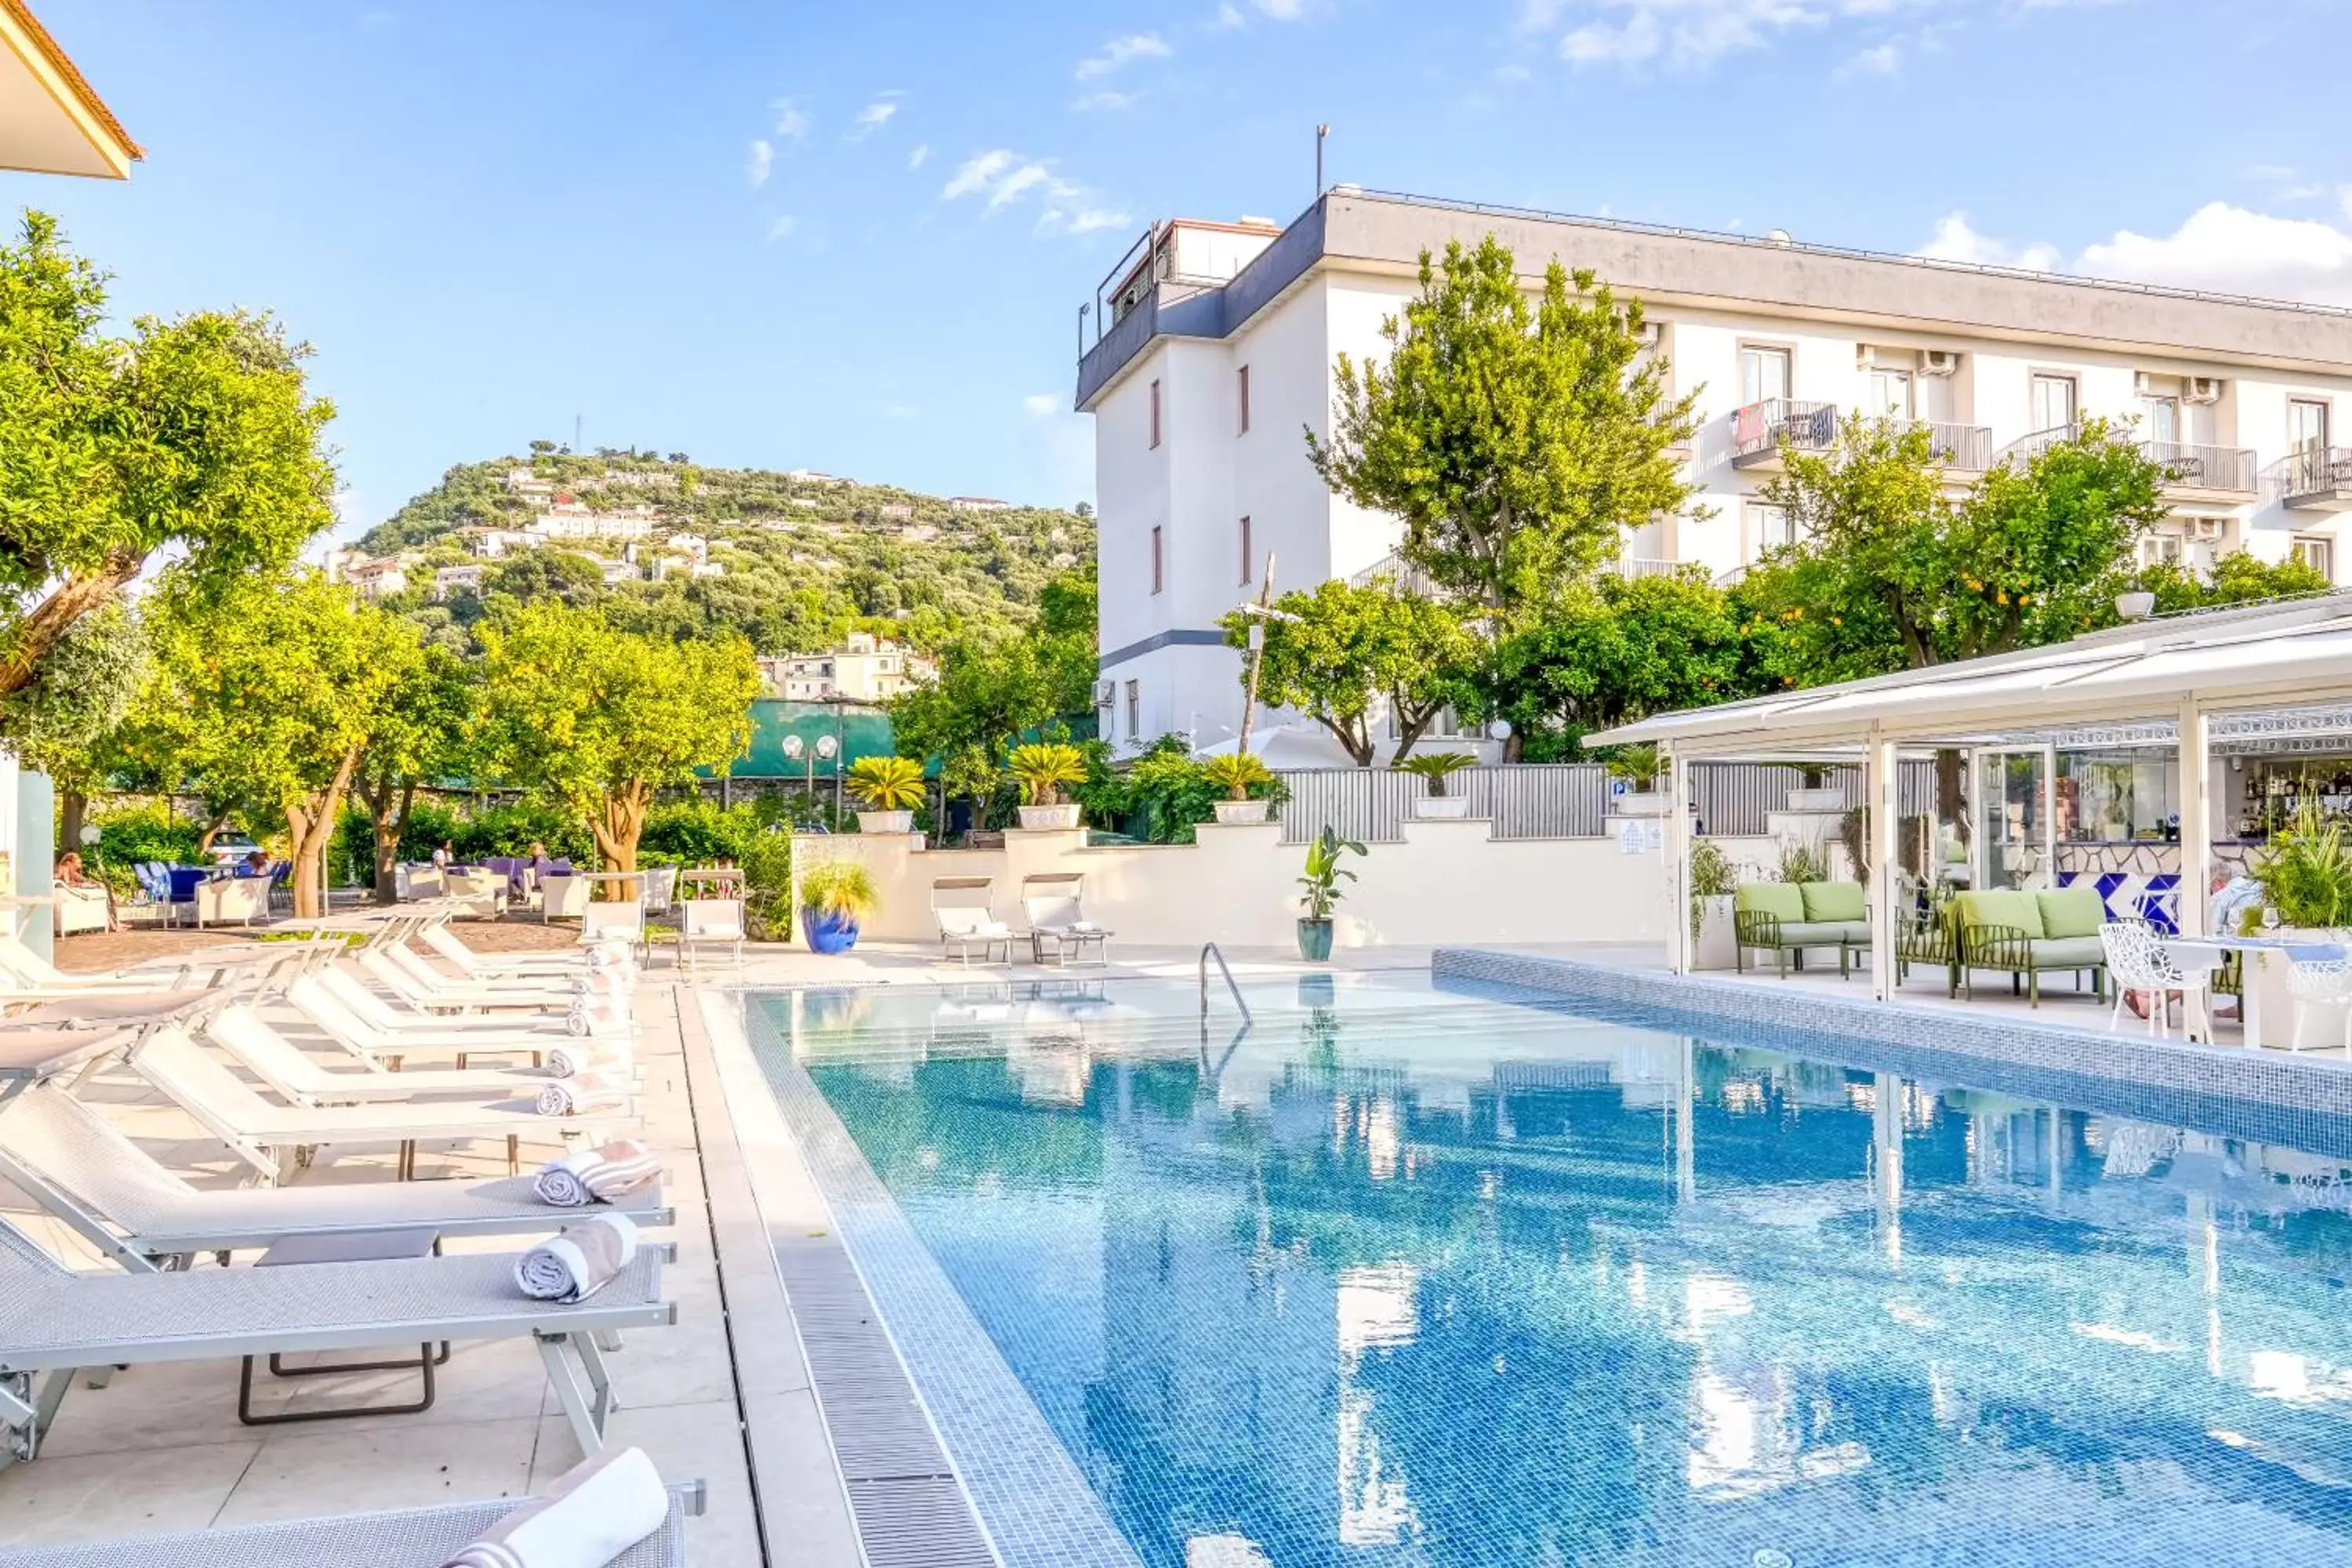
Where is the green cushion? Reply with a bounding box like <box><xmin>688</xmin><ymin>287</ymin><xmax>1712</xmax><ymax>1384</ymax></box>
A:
<box><xmin>2035</xmin><ymin>884</ymin><xmax>2107</xmax><ymax>941</ymax></box>
<box><xmin>1799</xmin><ymin>880</ymin><xmax>1866</xmax><ymax>923</ymax></box>
<box><xmin>1833</xmin><ymin>921</ymin><xmax>1873</xmax><ymax>945</ymax></box>
<box><xmin>1735</xmin><ymin>883</ymin><xmax>1803</xmax><ymax>923</ymax></box>
<box><xmin>2027</xmin><ymin>936</ymin><xmax>2107</xmax><ymax>969</ymax></box>
<box><xmin>1774</xmin><ymin>921</ymin><xmax>1848</xmax><ymax>946</ymax></box>
<box><xmin>1956</xmin><ymin>888</ymin><xmax>2044</xmax><ymax>941</ymax></box>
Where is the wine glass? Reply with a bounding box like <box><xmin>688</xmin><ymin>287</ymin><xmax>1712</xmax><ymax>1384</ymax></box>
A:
<box><xmin>2262</xmin><ymin>905</ymin><xmax>2281</xmax><ymax>937</ymax></box>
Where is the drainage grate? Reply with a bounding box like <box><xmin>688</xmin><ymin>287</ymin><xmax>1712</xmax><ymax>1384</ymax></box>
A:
<box><xmin>772</xmin><ymin>1231</ymin><xmax>997</xmax><ymax>1566</ymax></box>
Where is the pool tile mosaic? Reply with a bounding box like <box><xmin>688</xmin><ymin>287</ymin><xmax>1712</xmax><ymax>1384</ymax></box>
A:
<box><xmin>755</xmin><ymin>975</ymin><xmax>2352</xmax><ymax>1568</ymax></box>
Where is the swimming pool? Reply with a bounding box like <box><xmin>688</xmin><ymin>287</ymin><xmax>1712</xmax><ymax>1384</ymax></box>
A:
<box><xmin>749</xmin><ymin>973</ymin><xmax>2352</xmax><ymax>1568</ymax></box>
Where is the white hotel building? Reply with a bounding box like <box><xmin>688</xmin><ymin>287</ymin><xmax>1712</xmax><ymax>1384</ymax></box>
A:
<box><xmin>1076</xmin><ymin>189</ymin><xmax>2352</xmax><ymax>762</ymax></box>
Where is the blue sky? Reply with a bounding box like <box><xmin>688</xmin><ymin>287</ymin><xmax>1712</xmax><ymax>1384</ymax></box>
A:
<box><xmin>28</xmin><ymin>0</ymin><xmax>2352</xmax><ymax>545</ymax></box>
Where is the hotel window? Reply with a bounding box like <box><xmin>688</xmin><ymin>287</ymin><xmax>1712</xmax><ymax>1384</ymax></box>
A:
<box><xmin>2030</xmin><ymin>373</ymin><xmax>2077</xmax><ymax>433</ymax></box>
<box><xmin>1739</xmin><ymin>346</ymin><xmax>1790</xmax><ymax>405</ymax></box>
<box><xmin>1237</xmin><ymin>365</ymin><xmax>1250</xmax><ymax>434</ymax></box>
<box><xmin>2290</xmin><ymin>398</ymin><xmax>2331</xmax><ymax>454</ymax></box>
<box><xmin>1746</xmin><ymin>500</ymin><xmax>1797</xmax><ymax>557</ymax></box>
<box><xmin>2140</xmin><ymin>394</ymin><xmax>2179</xmax><ymax>446</ymax></box>
<box><xmin>2294</xmin><ymin>535</ymin><xmax>2336</xmax><ymax>583</ymax></box>
<box><xmin>1124</xmin><ymin>680</ymin><xmax>1140</xmax><ymax>738</ymax></box>
<box><xmin>1149</xmin><ymin>379</ymin><xmax>1161</xmax><ymax>448</ymax></box>
<box><xmin>2142</xmin><ymin>532</ymin><xmax>2184</xmax><ymax>567</ymax></box>
<box><xmin>1239</xmin><ymin>516</ymin><xmax>1252</xmax><ymax>585</ymax></box>
<box><xmin>1865</xmin><ymin>368</ymin><xmax>1911</xmax><ymax>419</ymax></box>
<box><xmin>1150</xmin><ymin>525</ymin><xmax>1163</xmax><ymax>594</ymax></box>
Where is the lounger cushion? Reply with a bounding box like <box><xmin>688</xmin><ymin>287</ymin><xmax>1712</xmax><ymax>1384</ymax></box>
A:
<box><xmin>1734</xmin><ymin>883</ymin><xmax>1803</xmax><ymax>923</ymax></box>
<box><xmin>1759</xmin><ymin>920</ymin><xmax>1847</xmax><ymax>947</ymax></box>
<box><xmin>2026</xmin><ymin>936</ymin><xmax>2107</xmax><ymax>969</ymax></box>
<box><xmin>2035</xmin><ymin>884</ymin><xmax>2107</xmax><ymax>940</ymax></box>
<box><xmin>1798</xmin><ymin>880</ymin><xmax>1866</xmax><ymax>923</ymax></box>
<box><xmin>1956</xmin><ymin>889</ymin><xmax>2044</xmax><ymax>941</ymax></box>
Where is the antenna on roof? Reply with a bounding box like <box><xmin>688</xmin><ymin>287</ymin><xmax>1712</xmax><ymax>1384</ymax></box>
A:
<box><xmin>1316</xmin><ymin>124</ymin><xmax>1330</xmax><ymax>197</ymax></box>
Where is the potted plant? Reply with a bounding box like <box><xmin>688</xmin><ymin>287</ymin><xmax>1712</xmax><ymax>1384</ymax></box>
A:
<box><xmin>1787</xmin><ymin>761</ymin><xmax>1846</xmax><ymax>814</ymax></box>
<box><xmin>797</xmin><ymin>859</ymin><xmax>877</xmax><ymax>954</ymax></box>
<box><xmin>1203</xmin><ymin>752</ymin><xmax>1276</xmax><ymax>824</ymax></box>
<box><xmin>1606</xmin><ymin>743</ymin><xmax>1669</xmax><ymax>817</ymax></box>
<box><xmin>1395</xmin><ymin>750</ymin><xmax>1477</xmax><ymax>819</ymax></box>
<box><xmin>2115</xmin><ymin>589</ymin><xmax>2157</xmax><ymax>620</ymax></box>
<box><xmin>1295</xmin><ymin>825</ymin><xmax>1366</xmax><ymax>961</ymax></box>
<box><xmin>1005</xmin><ymin>742</ymin><xmax>1087</xmax><ymax>829</ymax></box>
<box><xmin>1688</xmin><ymin>839</ymin><xmax>1738</xmax><ymax>970</ymax></box>
<box><xmin>847</xmin><ymin>756</ymin><xmax>925</xmax><ymax>833</ymax></box>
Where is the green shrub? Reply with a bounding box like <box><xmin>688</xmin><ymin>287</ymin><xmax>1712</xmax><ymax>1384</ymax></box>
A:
<box><xmin>90</xmin><ymin>806</ymin><xmax>205</xmax><ymax>891</ymax></box>
<box><xmin>641</xmin><ymin>800</ymin><xmax>756</xmax><ymax>865</ymax></box>
<box><xmin>799</xmin><ymin>858</ymin><xmax>877</xmax><ymax>920</ymax></box>
<box><xmin>2252</xmin><ymin>802</ymin><xmax>2352</xmax><ymax>930</ymax></box>
<box><xmin>739</xmin><ymin>826</ymin><xmax>793</xmax><ymax>940</ymax></box>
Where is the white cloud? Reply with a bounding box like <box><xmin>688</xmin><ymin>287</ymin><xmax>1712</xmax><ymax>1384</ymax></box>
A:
<box><xmin>1254</xmin><ymin>0</ymin><xmax>1305</xmax><ymax>16</ymax></box>
<box><xmin>941</xmin><ymin>148</ymin><xmax>1128</xmax><ymax>238</ymax></box>
<box><xmin>1076</xmin><ymin>31</ymin><xmax>1171</xmax><ymax>78</ymax></box>
<box><xmin>1839</xmin><ymin>39</ymin><xmax>1900</xmax><ymax>74</ymax></box>
<box><xmin>767</xmin><ymin>215</ymin><xmax>799</xmax><ymax>242</ymax></box>
<box><xmin>2076</xmin><ymin>202</ymin><xmax>2352</xmax><ymax>307</ymax></box>
<box><xmin>908</xmin><ymin>143</ymin><xmax>930</xmax><ymax>170</ymax></box>
<box><xmin>1493</xmin><ymin>61</ymin><xmax>1534</xmax><ymax>82</ymax></box>
<box><xmin>849</xmin><ymin>100</ymin><xmax>898</xmax><ymax>140</ymax></box>
<box><xmin>1914</xmin><ymin>212</ymin><xmax>2058</xmax><ymax>272</ymax></box>
<box><xmin>746</xmin><ymin>139</ymin><xmax>773</xmax><ymax>187</ymax></box>
<box><xmin>1212</xmin><ymin>1</ymin><xmax>1247</xmax><ymax>24</ymax></box>
<box><xmin>1549</xmin><ymin>0</ymin><xmax>1943</xmax><ymax>73</ymax></box>
<box><xmin>770</xmin><ymin>96</ymin><xmax>808</xmax><ymax>140</ymax></box>
<box><xmin>1022</xmin><ymin>393</ymin><xmax>1061</xmax><ymax>416</ymax></box>
<box><xmin>1073</xmin><ymin>89</ymin><xmax>1139</xmax><ymax>112</ymax></box>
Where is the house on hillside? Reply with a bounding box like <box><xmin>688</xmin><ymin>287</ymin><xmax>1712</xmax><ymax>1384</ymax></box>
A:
<box><xmin>339</xmin><ymin>554</ymin><xmax>410</xmax><ymax>601</ymax></box>
<box><xmin>757</xmin><ymin>633</ymin><xmax>935</xmax><ymax>702</ymax></box>
<box><xmin>949</xmin><ymin>495</ymin><xmax>1014</xmax><ymax>512</ymax></box>
<box><xmin>433</xmin><ymin>564</ymin><xmax>485</xmax><ymax>599</ymax></box>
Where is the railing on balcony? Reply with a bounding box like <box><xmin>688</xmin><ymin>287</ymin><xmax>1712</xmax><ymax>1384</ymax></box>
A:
<box><xmin>2276</xmin><ymin>447</ymin><xmax>2352</xmax><ymax>507</ymax></box>
<box><xmin>1890</xmin><ymin>418</ymin><xmax>1993</xmax><ymax>470</ymax></box>
<box><xmin>1608</xmin><ymin>556</ymin><xmax>1686</xmax><ymax>581</ymax></box>
<box><xmin>1730</xmin><ymin>399</ymin><xmax>1837</xmax><ymax>466</ymax></box>
<box><xmin>2140</xmin><ymin>439</ymin><xmax>2256</xmax><ymax>494</ymax></box>
<box><xmin>1995</xmin><ymin>422</ymin><xmax>2082</xmax><ymax>466</ymax></box>
<box><xmin>1345</xmin><ymin>550</ymin><xmax>1442</xmax><ymax>598</ymax></box>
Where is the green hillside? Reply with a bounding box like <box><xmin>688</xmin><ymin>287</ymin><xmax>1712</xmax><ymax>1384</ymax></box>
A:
<box><xmin>358</xmin><ymin>449</ymin><xmax>1094</xmax><ymax>655</ymax></box>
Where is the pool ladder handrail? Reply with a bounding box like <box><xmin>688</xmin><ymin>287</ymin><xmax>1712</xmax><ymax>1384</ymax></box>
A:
<box><xmin>1200</xmin><ymin>942</ymin><xmax>1251</xmax><ymax>1025</ymax></box>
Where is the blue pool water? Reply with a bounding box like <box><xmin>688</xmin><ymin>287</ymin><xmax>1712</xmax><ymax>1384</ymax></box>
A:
<box><xmin>753</xmin><ymin>974</ymin><xmax>2352</xmax><ymax>1568</ymax></box>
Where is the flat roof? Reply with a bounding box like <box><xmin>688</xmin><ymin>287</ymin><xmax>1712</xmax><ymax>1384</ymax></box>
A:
<box><xmin>0</xmin><ymin>0</ymin><xmax>139</xmax><ymax>179</ymax></box>
<box><xmin>1076</xmin><ymin>188</ymin><xmax>2352</xmax><ymax>410</ymax></box>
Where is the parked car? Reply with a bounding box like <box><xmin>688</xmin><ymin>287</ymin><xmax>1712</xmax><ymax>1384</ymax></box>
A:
<box><xmin>208</xmin><ymin>833</ymin><xmax>261</xmax><ymax>866</ymax></box>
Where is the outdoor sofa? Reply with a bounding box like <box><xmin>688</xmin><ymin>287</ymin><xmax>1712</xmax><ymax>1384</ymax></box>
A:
<box><xmin>1950</xmin><ymin>884</ymin><xmax>2110</xmax><ymax>1005</ymax></box>
<box><xmin>1733</xmin><ymin>880</ymin><xmax>1871</xmax><ymax>978</ymax></box>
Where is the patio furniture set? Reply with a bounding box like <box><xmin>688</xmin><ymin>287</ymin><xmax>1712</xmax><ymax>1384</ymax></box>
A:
<box><xmin>931</xmin><ymin>873</ymin><xmax>1114</xmax><ymax>967</ymax></box>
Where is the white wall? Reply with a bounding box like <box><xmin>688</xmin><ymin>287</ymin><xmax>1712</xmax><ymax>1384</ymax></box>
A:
<box><xmin>803</xmin><ymin>821</ymin><xmax>1676</xmax><ymax>951</ymax></box>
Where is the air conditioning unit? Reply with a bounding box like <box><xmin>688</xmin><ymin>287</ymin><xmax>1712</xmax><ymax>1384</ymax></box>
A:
<box><xmin>1857</xmin><ymin>344</ymin><xmax>1905</xmax><ymax>371</ymax></box>
<box><xmin>2133</xmin><ymin>371</ymin><xmax>2160</xmax><ymax>397</ymax></box>
<box><xmin>2185</xmin><ymin>517</ymin><xmax>2225</xmax><ymax>542</ymax></box>
<box><xmin>1093</xmin><ymin>679</ymin><xmax>1116</xmax><ymax>707</ymax></box>
<box><xmin>1918</xmin><ymin>350</ymin><xmax>1960</xmax><ymax>377</ymax></box>
<box><xmin>1632</xmin><ymin>319</ymin><xmax>1663</xmax><ymax>350</ymax></box>
<box><xmin>2184</xmin><ymin>376</ymin><xmax>2223</xmax><ymax>405</ymax></box>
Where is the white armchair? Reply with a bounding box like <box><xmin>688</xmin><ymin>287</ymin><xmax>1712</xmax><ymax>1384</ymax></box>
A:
<box><xmin>538</xmin><ymin>873</ymin><xmax>592</xmax><ymax>922</ymax></box>
<box><xmin>54</xmin><ymin>880</ymin><xmax>109</xmax><ymax>937</ymax></box>
<box><xmin>195</xmin><ymin>876</ymin><xmax>269</xmax><ymax>930</ymax></box>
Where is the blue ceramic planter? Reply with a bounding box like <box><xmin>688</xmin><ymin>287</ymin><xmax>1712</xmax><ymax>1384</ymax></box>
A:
<box><xmin>1297</xmin><ymin>919</ymin><xmax>1334</xmax><ymax>962</ymax></box>
<box><xmin>803</xmin><ymin>906</ymin><xmax>862</xmax><ymax>954</ymax></box>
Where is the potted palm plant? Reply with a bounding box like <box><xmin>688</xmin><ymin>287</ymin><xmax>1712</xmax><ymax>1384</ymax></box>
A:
<box><xmin>846</xmin><ymin>756</ymin><xmax>925</xmax><ymax>833</ymax></box>
<box><xmin>1005</xmin><ymin>742</ymin><xmax>1087</xmax><ymax>829</ymax></box>
<box><xmin>1295</xmin><ymin>825</ymin><xmax>1366</xmax><ymax>961</ymax></box>
<box><xmin>1203</xmin><ymin>752</ymin><xmax>1276</xmax><ymax>824</ymax></box>
<box><xmin>797</xmin><ymin>859</ymin><xmax>877</xmax><ymax>953</ymax></box>
<box><xmin>1606</xmin><ymin>743</ymin><xmax>1668</xmax><ymax>817</ymax></box>
<box><xmin>1787</xmin><ymin>762</ymin><xmax>1846</xmax><ymax>813</ymax></box>
<box><xmin>1395</xmin><ymin>750</ymin><xmax>1476</xmax><ymax>819</ymax></box>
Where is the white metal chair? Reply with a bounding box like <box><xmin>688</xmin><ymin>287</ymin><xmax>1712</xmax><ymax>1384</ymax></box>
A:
<box><xmin>2099</xmin><ymin>920</ymin><xmax>2205</xmax><ymax>1038</ymax></box>
<box><xmin>676</xmin><ymin>898</ymin><xmax>746</xmax><ymax>976</ymax></box>
<box><xmin>2285</xmin><ymin>946</ymin><xmax>2352</xmax><ymax>1055</ymax></box>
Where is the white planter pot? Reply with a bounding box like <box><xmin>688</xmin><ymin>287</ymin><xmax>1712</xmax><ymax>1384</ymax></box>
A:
<box><xmin>1017</xmin><ymin>804</ymin><xmax>1081</xmax><ymax>829</ymax></box>
<box><xmin>1613</xmin><ymin>793</ymin><xmax>1670</xmax><ymax>818</ymax></box>
<box><xmin>856</xmin><ymin>810</ymin><xmax>914</xmax><ymax>833</ymax></box>
<box><xmin>1693</xmin><ymin>895</ymin><xmax>1738</xmax><ymax>971</ymax></box>
<box><xmin>1413</xmin><ymin>795</ymin><xmax>1472</xmax><ymax>820</ymax></box>
<box><xmin>1787</xmin><ymin>788</ymin><xmax>1847</xmax><ymax>813</ymax></box>
<box><xmin>2115</xmin><ymin>590</ymin><xmax>2157</xmax><ymax>620</ymax></box>
<box><xmin>1212</xmin><ymin>799</ymin><xmax>1270</xmax><ymax>825</ymax></box>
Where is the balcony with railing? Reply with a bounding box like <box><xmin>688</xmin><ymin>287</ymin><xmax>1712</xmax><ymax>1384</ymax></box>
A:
<box><xmin>1890</xmin><ymin>418</ymin><xmax>1993</xmax><ymax>471</ymax></box>
<box><xmin>1730</xmin><ymin>399</ymin><xmax>1838</xmax><ymax>469</ymax></box>
<box><xmin>2275</xmin><ymin>447</ymin><xmax>2352</xmax><ymax>512</ymax></box>
<box><xmin>2140</xmin><ymin>438</ymin><xmax>2256</xmax><ymax>500</ymax></box>
<box><xmin>1996</xmin><ymin>422</ymin><xmax>2081</xmax><ymax>467</ymax></box>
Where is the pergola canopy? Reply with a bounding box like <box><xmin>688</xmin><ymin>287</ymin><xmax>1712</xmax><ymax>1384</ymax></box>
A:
<box><xmin>1590</xmin><ymin>592</ymin><xmax>2352</xmax><ymax>757</ymax></box>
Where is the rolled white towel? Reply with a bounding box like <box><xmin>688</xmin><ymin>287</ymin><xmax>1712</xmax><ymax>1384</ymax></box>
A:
<box><xmin>441</xmin><ymin>1444</ymin><xmax>670</xmax><ymax>1568</ymax></box>
<box><xmin>535</xmin><ymin>1070</ymin><xmax>629</xmax><ymax>1117</ymax></box>
<box><xmin>513</xmin><ymin>1213</ymin><xmax>640</xmax><ymax>1303</ymax></box>
<box><xmin>534</xmin><ymin>1139</ymin><xmax>663</xmax><ymax>1207</ymax></box>
<box><xmin>563</xmin><ymin>1002</ymin><xmax>633</xmax><ymax>1038</ymax></box>
<box><xmin>547</xmin><ymin>1036</ymin><xmax>633</xmax><ymax>1080</ymax></box>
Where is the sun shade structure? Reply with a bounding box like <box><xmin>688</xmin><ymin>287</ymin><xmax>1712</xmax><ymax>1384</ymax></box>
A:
<box><xmin>1587</xmin><ymin>591</ymin><xmax>2352</xmax><ymax>1011</ymax></box>
<box><xmin>0</xmin><ymin>0</ymin><xmax>140</xmax><ymax>179</ymax></box>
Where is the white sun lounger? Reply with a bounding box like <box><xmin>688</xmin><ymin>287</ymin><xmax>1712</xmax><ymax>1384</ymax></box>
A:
<box><xmin>310</xmin><ymin>964</ymin><xmax>583</xmax><ymax>1036</ymax></box>
<box><xmin>372</xmin><ymin>943</ymin><xmax>586</xmax><ymax>1009</ymax></box>
<box><xmin>287</xmin><ymin>974</ymin><xmax>573</xmax><ymax>1072</ymax></box>
<box><xmin>0</xmin><ymin>1482</ymin><xmax>705</xmax><ymax>1566</ymax></box>
<box><xmin>0</xmin><ymin>1079</ymin><xmax>671</xmax><ymax>1267</ymax></box>
<box><xmin>129</xmin><ymin>1025</ymin><xmax>630</xmax><ymax>1182</ymax></box>
<box><xmin>422</xmin><ymin>921</ymin><xmax>604</xmax><ymax>978</ymax></box>
<box><xmin>203</xmin><ymin>1004</ymin><xmax>583</xmax><ymax>1108</ymax></box>
<box><xmin>0</xmin><ymin>1215</ymin><xmax>673</xmax><ymax>1469</ymax></box>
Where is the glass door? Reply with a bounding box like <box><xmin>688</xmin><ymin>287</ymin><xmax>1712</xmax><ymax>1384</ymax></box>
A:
<box><xmin>1979</xmin><ymin>748</ymin><xmax>2053</xmax><ymax>889</ymax></box>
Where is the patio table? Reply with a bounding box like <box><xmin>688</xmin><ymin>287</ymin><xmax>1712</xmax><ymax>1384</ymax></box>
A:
<box><xmin>2158</xmin><ymin>935</ymin><xmax>2348</xmax><ymax>1047</ymax></box>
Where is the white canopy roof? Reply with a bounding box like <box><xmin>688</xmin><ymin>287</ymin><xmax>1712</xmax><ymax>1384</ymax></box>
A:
<box><xmin>1589</xmin><ymin>591</ymin><xmax>2352</xmax><ymax>757</ymax></box>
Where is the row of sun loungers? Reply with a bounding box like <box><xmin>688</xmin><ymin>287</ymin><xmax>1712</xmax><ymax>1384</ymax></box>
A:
<box><xmin>0</xmin><ymin>905</ymin><xmax>705</xmax><ymax>1566</ymax></box>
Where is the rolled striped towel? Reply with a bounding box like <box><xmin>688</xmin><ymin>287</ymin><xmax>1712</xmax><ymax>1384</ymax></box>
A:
<box><xmin>440</xmin><ymin>1443</ymin><xmax>669</xmax><ymax>1568</ymax></box>
<box><xmin>547</xmin><ymin>1036</ymin><xmax>633</xmax><ymax>1080</ymax></box>
<box><xmin>563</xmin><ymin>1003</ymin><xmax>628</xmax><ymax>1038</ymax></box>
<box><xmin>534</xmin><ymin>1139</ymin><xmax>662</xmax><ymax>1207</ymax></box>
<box><xmin>514</xmin><ymin>1212</ymin><xmax>640</xmax><ymax>1302</ymax></box>
<box><xmin>535</xmin><ymin>1070</ymin><xmax>628</xmax><ymax>1117</ymax></box>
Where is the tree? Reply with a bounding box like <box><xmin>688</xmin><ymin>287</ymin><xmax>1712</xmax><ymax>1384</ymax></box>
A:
<box><xmin>135</xmin><ymin>573</ymin><xmax>420</xmax><ymax>916</ymax></box>
<box><xmin>0</xmin><ymin>212</ymin><xmax>336</xmax><ymax>699</ymax></box>
<box><xmin>477</xmin><ymin>603</ymin><xmax>757</xmax><ymax>879</ymax></box>
<box><xmin>350</xmin><ymin>644</ymin><xmax>476</xmax><ymax>903</ymax></box>
<box><xmin>2132</xmin><ymin>549</ymin><xmax>2331</xmax><ymax>615</ymax></box>
<box><xmin>1468</xmin><ymin>571</ymin><xmax>1750</xmax><ymax>759</ymax></box>
<box><xmin>1223</xmin><ymin>579</ymin><xmax>1477</xmax><ymax>766</ymax></box>
<box><xmin>0</xmin><ymin>594</ymin><xmax>145</xmax><ymax>849</ymax></box>
<box><xmin>1307</xmin><ymin>234</ymin><xmax>1700</xmax><ymax>612</ymax></box>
